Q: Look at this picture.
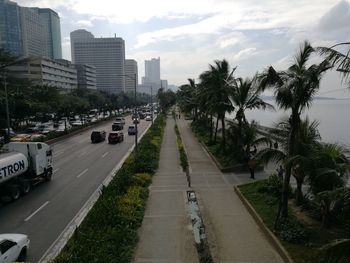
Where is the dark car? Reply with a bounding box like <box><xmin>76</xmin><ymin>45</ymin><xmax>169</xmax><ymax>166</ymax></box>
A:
<box><xmin>128</xmin><ymin>125</ymin><xmax>137</xmax><ymax>135</ymax></box>
<box><xmin>91</xmin><ymin>130</ymin><xmax>106</xmax><ymax>143</ymax></box>
<box><xmin>139</xmin><ymin>112</ymin><xmax>145</xmax><ymax>119</ymax></box>
<box><xmin>108</xmin><ymin>131</ymin><xmax>124</xmax><ymax>143</ymax></box>
<box><xmin>112</xmin><ymin>122</ymin><xmax>123</xmax><ymax>131</ymax></box>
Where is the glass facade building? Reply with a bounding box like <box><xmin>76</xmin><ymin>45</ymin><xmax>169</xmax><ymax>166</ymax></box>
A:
<box><xmin>38</xmin><ymin>8</ymin><xmax>62</xmax><ymax>59</ymax></box>
<box><xmin>0</xmin><ymin>0</ymin><xmax>23</xmax><ymax>56</ymax></box>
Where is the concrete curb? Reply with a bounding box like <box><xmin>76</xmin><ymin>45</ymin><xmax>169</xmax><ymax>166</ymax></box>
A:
<box><xmin>234</xmin><ymin>186</ymin><xmax>294</xmax><ymax>263</ymax></box>
<box><xmin>38</xmin><ymin>118</ymin><xmax>153</xmax><ymax>263</ymax></box>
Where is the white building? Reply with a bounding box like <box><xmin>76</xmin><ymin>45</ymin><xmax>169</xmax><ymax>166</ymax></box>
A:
<box><xmin>70</xmin><ymin>29</ymin><xmax>126</xmax><ymax>94</ymax></box>
<box><xmin>144</xmin><ymin>57</ymin><xmax>160</xmax><ymax>84</ymax></box>
<box><xmin>124</xmin><ymin>59</ymin><xmax>138</xmax><ymax>93</ymax></box>
<box><xmin>9</xmin><ymin>57</ymin><xmax>77</xmax><ymax>91</ymax></box>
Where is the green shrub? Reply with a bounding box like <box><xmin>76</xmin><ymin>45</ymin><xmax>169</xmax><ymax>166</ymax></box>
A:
<box><xmin>174</xmin><ymin>124</ymin><xmax>188</xmax><ymax>171</ymax></box>
<box><xmin>276</xmin><ymin>219</ymin><xmax>308</xmax><ymax>244</ymax></box>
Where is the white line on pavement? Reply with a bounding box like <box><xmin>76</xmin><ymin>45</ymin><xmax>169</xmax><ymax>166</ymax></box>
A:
<box><xmin>24</xmin><ymin>201</ymin><xmax>50</xmax><ymax>222</ymax></box>
<box><xmin>78</xmin><ymin>151</ymin><xmax>87</xmax><ymax>157</ymax></box>
<box><xmin>101</xmin><ymin>152</ymin><xmax>109</xmax><ymax>158</ymax></box>
<box><xmin>53</xmin><ymin>168</ymin><xmax>60</xmax><ymax>173</ymax></box>
<box><xmin>54</xmin><ymin>151</ymin><xmax>64</xmax><ymax>157</ymax></box>
<box><xmin>77</xmin><ymin>168</ymin><xmax>89</xmax><ymax>178</ymax></box>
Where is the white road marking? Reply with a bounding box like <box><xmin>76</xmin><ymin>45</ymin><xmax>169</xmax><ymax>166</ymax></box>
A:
<box><xmin>77</xmin><ymin>168</ymin><xmax>89</xmax><ymax>178</ymax></box>
<box><xmin>54</xmin><ymin>151</ymin><xmax>64</xmax><ymax>156</ymax></box>
<box><xmin>53</xmin><ymin>168</ymin><xmax>60</xmax><ymax>173</ymax></box>
<box><xmin>24</xmin><ymin>201</ymin><xmax>50</xmax><ymax>222</ymax></box>
<box><xmin>101</xmin><ymin>152</ymin><xmax>109</xmax><ymax>158</ymax></box>
<box><xmin>79</xmin><ymin>151</ymin><xmax>87</xmax><ymax>157</ymax></box>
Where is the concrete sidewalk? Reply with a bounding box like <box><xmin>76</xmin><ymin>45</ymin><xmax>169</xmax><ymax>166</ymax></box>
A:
<box><xmin>133</xmin><ymin>117</ymin><xmax>198</xmax><ymax>263</ymax></box>
<box><xmin>177</xmin><ymin>118</ymin><xmax>284</xmax><ymax>263</ymax></box>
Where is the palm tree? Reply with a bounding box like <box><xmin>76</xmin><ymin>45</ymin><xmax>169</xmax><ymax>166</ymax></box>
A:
<box><xmin>258</xmin><ymin>117</ymin><xmax>321</xmax><ymax>206</ymax></box>
<box><xmin>199</xmin><ymin>59</ymin><xmax>236</xmax><ymax>148</ymax></box>
<box><xmin>321</xmin><ymin>238</ymin><xmax>350</xmax><ymax>262</ymax></box>
<box><xmin>177</xmin><ymin>79</ymin><xmax>198</xmax><ymax>117</ymax></box>
<box><xmin>230</xmin><ymin>75</ymin><xmax>274</xmax><ymax>138</ymax></box>
<box><xmin>260</xmin><ymin>41</ymin><xmax>332</xmax><ymax>219</ymax></box>
<box><xmin>318</xmin><ymin>42</ymin><xmax>350</xmax><ymax>87</ymax></box>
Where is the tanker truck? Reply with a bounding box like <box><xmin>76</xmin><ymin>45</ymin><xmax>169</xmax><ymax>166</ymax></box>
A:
<box><xmin>0</xmin><ymin>142</ymin><xmax>53</xmax><ymax>201</ymax></box>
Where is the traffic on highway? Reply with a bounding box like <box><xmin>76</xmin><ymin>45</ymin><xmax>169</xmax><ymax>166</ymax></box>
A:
<box><xmin>0</xmin><ymin>108</ymin><xmax>156</xmax><ymax>262</ymax></box>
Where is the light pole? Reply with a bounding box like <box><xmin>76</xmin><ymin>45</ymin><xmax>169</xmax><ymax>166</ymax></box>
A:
<box><xmin>3</xmin><ymin>72</ymin><xmax>11</xmax><ymax>141</ymax></box>
<box><xmin>123</xmin><ymin>73</ymin><xmax>138</xmax><ymax>152</ymax></box>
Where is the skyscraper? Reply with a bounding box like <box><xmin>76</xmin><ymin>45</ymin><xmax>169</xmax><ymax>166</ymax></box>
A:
<box><xmin>125</xmin><ymin>59</ymin><xmax>138</xmax><ymax>93</ymax></box>
<box><xmin>71</xmin><ymin>29</ymin><xmax>126</xmax><ymax>94</ymax></box>
<box><xmin>0</xmin><ymin>0</ymin><xmax>62</xmax><ymax>59</ymax></box>
<box><xmin>37</xmin><ymin>8</ymin><xmax>62</xmax><ymax>59</ymax></box>
<box><xmin>0</xmin><ymin>0</ymin><xmax>23</xmax><ymax>56</ymax></box>
<box><xmin>144</xmin><ymin>57</ymin><xmax>160</xmax><ymax>85</ymax></box>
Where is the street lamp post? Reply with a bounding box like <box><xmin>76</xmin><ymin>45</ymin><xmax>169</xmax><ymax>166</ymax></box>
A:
<box><xmin>134</xmin><ymin>73</ymin><xmax>138</xmax><ymax>152</ymax></box>
<box><xmin>3</xmin><ymin>72</ymin><xmax>11</xmax><ymax>141</ymax></box>
<box><xmin>123</xmin><ymin>73</ymin><xmax>138</xmax><ymax>152</ymax></box>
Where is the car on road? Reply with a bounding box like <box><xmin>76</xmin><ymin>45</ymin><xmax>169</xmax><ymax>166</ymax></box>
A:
<box><xmin>91</xmin><ymin>130</ymin><xmax>106</xmax><ymax>143</ymax></box>
<box><xmin>108</xmin><ymin>131</ymin><xmax>124</xmax><ymax>144</ymax></box>
<box><xmin>128</xmin><ymin>125</ymin><xmax>137</xmax><ymax>135</ymax></box>
<box><xmin>115</xmin><ymin>117</ymin><xmax>125</xmax><ymax>124</ymax></box>
<box><xmin>133</xmin><ymin>118</ymin><xmax>140</xmax><ymax>124</ymax></box>
<box><xmin>145</xmin><ymin>115</ymin><xmax>152</xmax><ymax>121</ymax></box>
<box><xmin>112</xmin><ymin>122</ymin><xmax>123</xmax><ymax>131</ymax></box>
<box><xmin>0</xmin><ymin>233</ymin><xmax>30</xmax><ymax>263</ymax></box>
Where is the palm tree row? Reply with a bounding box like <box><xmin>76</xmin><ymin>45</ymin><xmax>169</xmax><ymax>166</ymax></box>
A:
<box><xmin>177</xmin><ymin>40</ymin><xmax>350</xmax><ymax>224</ymax></box>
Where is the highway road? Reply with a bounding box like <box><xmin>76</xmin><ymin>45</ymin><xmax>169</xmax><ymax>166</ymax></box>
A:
<box><xmin>0</xmin><ymin>116</ymin><xmax>153</xmax><ymax>262</ymax></box>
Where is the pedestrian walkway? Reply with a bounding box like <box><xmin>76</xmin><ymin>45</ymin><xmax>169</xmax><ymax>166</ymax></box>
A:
<box><xmin>177</xmin><ymin>117</ymin><xmax>284</xmax><ymax>263</ymax></box>
<box><xmin>133</xmin><ymin>117</ymin><xmax>198</xmax><ymax>263</ymax></box>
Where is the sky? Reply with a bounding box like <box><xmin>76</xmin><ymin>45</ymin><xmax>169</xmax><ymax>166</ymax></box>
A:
<box><xmin>16</xmin><ymin>0</ymin><xmax>350</xmax><ymax>97</ymax></box>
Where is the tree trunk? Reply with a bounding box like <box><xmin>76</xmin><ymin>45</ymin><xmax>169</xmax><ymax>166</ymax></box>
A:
<box><xmin>210</xmin><ymin>114</ymin><xmax>213</xmax><ymax>142</ymax></box>
<box><xmin>221</xmin><ymin>115</ymin><xmax>226</xmax><ymax>150</ymax></box>
<box><xmin>214</xmin><ymin>116</ymin><xmax>219</xmax><ymax>143</ymax></box>
<box><xmin>295</xmin><ymin>179</ymin><xmax>303</xmax><ymax>206</ymax></box>
<box><xmin>279</xmin><ymin>113</ymin><xmax>299</xmax><ymax>220</ymax></box>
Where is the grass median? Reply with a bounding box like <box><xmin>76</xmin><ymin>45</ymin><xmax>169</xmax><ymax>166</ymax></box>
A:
<box><xmin>53</xmin><ymin>114</ymin><xmax>166</xmax><ymax>263</ymax></box>
<box><xmin>174</xmin><ymin>123</ymin><xmax>188</xmax><ymax>172</ymax></box>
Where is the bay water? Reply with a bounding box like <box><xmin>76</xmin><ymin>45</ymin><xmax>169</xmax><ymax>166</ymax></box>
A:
<box><xmin>227</xmin><ymin>99</ymin><xmax>350</xmax><ymax>147</ymax></box>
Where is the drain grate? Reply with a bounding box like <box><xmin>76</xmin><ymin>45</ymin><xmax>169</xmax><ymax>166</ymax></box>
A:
<box><xmin>187</xmin><ymin>190</ymin><xmax>213</xmax><ymax>262</ymax></box>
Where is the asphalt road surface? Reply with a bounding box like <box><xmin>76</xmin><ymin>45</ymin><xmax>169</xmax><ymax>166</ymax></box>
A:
<box><xmin>0</xmin><ymin>116</ymin><xmax>152</xmax><ymax>263</ymax></box>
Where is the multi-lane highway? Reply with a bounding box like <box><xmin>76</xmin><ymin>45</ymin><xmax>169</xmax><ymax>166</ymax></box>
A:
<box><xmin>0</xmin><ymin>116</ymin><xmax>152</xmax><ymax>262</ymax></box>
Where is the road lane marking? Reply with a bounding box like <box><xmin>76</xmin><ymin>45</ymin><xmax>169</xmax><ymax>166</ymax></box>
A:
<box><xmin>101</xmin><ymin>152</ymin><xmax>109</xmax><ymax>158</ymax></box>
<box><xmin>77</xmin><ymin>168</ymin><xmax>89</xmax><ymax>178</ymax></box>
<box><xmin>79</xmin><ymin>151</ymin><xmax>87</xmax><ymax>157</ymax></box>
<box><xmin>53</xmin><ymin>168</ymin><xmax>60</xmax><ymax>173</ymax></box>
<box><xmin>24</xmin><ymin>201</ymin><xmax>49</xmax><ymax>222</ymax></box>
<box><xmin>54</xmin><ymin>150</ymin><xmax>64</xmax><ymax>156</ymax></box>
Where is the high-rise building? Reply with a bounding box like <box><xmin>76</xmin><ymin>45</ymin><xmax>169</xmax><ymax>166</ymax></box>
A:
<box><xmin>20</xmin><ymin>7</ymin><xmax>48</xmax><ymax>57</ymax></box>
<box><xmin>124</xmin><ymin>59</ymin><xmax>138</xmax><ymax>93</ymax></box>
<box><xmin>71</xmin><ymin>29</ymin><xmax>126</xmax><ymax>94</ymax></box>
<box><xmin>75</xmin><ymin>64</ymin><xmax>97</xmax><ymax>90</ymax></box>
<box><xmin>0</xmin><ymin>0</ymin><xmax>23</xmax><ymax>56</ymax></box>
<box><xmin>37</xmin><ymin>8</ymin><xmax>62</xmax><ymax>59</ymax></box>
<box><xmin>0</xmin><ymin>0</ymin><xmax>62</xmax><ymax>59</ymax></box>
<box><xmin>144</xmin><ymin>57</ymin><xmax>160</xmax><ymax>85</ymax></box>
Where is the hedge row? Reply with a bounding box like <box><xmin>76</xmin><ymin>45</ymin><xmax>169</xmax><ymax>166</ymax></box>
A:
<box><xmin>53</xmin><ymin>114</ymin><xmax>166</xmax><ymax>263</ymax></box>
<box><xmin>174</xmin><ymin>124</ymin><xmax>188</xmax><ymax>171</ymax></box>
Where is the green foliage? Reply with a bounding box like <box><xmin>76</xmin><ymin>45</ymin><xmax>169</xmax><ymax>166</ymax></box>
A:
<box><xmin>276</xmin><ymin>219</ymin><xmax>308</xmax><ymax>244</ymax></box>
<box><xmin>174</xmin><ymin>124</ymin><xmax>188</xmax><ymax>171</ymax></box>
<box><xmin>54</xmin><ymin>114</ymin><xmax>166</xmax><ymax>263</ymax></box>
<box><xmin>258</xmin><ymin>175</ymin><xmax>292</xmax><ymax>199</ymax></box>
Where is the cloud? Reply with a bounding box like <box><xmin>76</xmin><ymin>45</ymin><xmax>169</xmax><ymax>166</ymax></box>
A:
<box><xmin>233</xmin><ymin>48</ymin><xmax>257</xmax><ymax>61</ymax></box>
<box><xmin>76</xmin><ymin>20</ymin><xmax>94</xmax><ymax>27</ymax></box>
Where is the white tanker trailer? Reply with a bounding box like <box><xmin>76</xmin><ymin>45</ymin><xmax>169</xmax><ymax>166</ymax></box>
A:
<box><xmin>0</xmin><ymin>142</ymin><xmax>53</xmax><ymax>201</ymax></box>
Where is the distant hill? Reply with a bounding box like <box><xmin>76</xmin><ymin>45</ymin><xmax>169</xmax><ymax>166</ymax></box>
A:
<box><xmin>260</xmin><ymin>95</ymin><xmax>339</xmax><ymax>100</ymax></box>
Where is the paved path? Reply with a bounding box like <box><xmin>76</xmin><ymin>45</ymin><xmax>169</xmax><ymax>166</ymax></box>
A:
<box><xmin>133</xmin><ymin>117</ymin><xmax>198</xmax><ymax>263</ymax></box>
<box><xmin>177</xmin><ymin>117</ymin><xmax>284</xmax><ymax>263</ymax></box>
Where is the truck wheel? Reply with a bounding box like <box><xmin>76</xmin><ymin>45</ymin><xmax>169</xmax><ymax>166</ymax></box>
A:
<box><xmin>45</xmin><ymin>169</ymin><xmax>53</xmax><ymax>182</ymax></box>
<box><xmin>8</xmin><ymin>185</ymin><xmax>21</xmax><ymax>201</ymax></box>
<box><xmin>17</xmin><ymin>247</ymin><xmax>27</xmax><ymax>261</ymax></box>
<box><xmin>20</xmin><ymin>181</ymin><xmax>31</xmax><ymax>195</ymax></box>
